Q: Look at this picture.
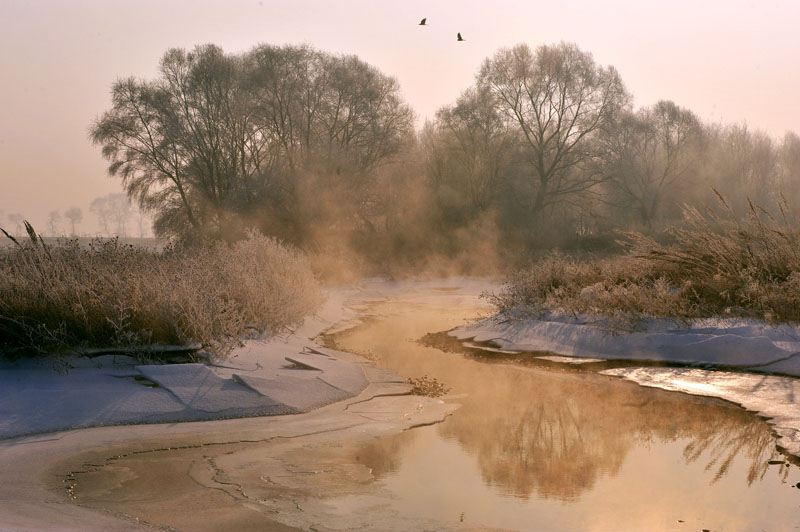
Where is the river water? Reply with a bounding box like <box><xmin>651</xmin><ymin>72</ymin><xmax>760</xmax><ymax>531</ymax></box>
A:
<box><xmin>71</xmin><ymin>283</ymin><xmax>800</xmax><ymax>531</ymax></box>
<box><xmin>323</xmin><ymin>295</ymin><xmax>800</xmax><ymax>531</ymax></box>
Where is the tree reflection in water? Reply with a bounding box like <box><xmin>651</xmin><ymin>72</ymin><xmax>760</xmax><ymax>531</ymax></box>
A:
<box><xmin>331</xmin><ymin>300</ymin><xmax>781</xmax><ymax>503</ymax></box>
<box><xmin>436</xmin><ymin>370</ymin><xmax>776</xmax><ymax>501</ymax></box>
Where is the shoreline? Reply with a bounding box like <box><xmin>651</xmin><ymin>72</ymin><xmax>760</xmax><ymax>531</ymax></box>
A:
<box><xmin>0</xmin><ymin>344</ymin><xmax>456</xmax><ymax>531</ymax></box>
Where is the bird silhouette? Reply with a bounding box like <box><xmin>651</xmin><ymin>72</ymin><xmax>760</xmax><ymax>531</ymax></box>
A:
<box><xmin>457</xmin><ymin>32</ymin><xmax>465</xmax><ymax>41</ymax></box>
<box><xmin>419</xmin><ymin>18</ymin><xmax>427</xmax><ymax>25</ymax></box>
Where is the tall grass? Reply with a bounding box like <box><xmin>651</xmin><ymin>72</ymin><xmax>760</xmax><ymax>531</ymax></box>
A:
<box><xmin>0</xmin><ymin>228</ymin><xmax>323</xmax><ymax>359</ymax></box>
<box><xmin>495</xmin><ymin>194</ymin><xmax>800</xmax><ymax>324</ymax></box>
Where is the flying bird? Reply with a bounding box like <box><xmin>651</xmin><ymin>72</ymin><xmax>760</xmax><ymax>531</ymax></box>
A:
<box><xmin>457</xmin><ymin>32</ymin><xmax>465</xmax><ymax>41</ymax></box>
<box><xmin>419</xmin><ymin>18</ymin><xmax>426</xmax><ymax>25</ymax></box>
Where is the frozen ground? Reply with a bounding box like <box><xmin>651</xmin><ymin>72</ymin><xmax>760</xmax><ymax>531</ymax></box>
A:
<box><xmin>0</xmin><ymin>286</ymin><xmax>372</xmax><ymax>440</ymax></box>
<box><xmin>0</xmin><ymin>277</ymin><xmax>494</xmax><ymax>441</ymax></box>
<box><xmin>451</xmin><ymin>311</ymin><xmax>800</xmax><ymax>457</ymax></box>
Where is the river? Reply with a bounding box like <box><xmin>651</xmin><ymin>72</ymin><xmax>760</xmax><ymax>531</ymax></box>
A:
<box><xmin>69</xmin><ymin>281</ymin><xmax>800</xmax><ymax>531</ymax></box>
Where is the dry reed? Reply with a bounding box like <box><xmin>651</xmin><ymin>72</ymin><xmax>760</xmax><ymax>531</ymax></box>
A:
<box><xmin>0</xmin><ymin>228</ymin><xmax>323</xmax><ymax>359</ymax></box>
<box><xmin>495</xmin><ymin>193</ymin><xmax>800</xmax><ymax>324</ymax></box>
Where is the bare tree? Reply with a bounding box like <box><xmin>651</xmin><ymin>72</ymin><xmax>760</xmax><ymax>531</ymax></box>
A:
<box><xmin>246</xmin><ymin>45</ymin><xmax>414</xmax><ymax>241</ymax></box>
<box><xmin>707</xmin><ymin>125</ymin><xmax>780</xmax><ymax>213</ymax></box>
<box><xmin>136</xmin><ymin>209</ymin><xmax>152</xmax><ymax>238</ymax></box>
<box><xmin>477</xmin><ymin>42</ymin><xmax>630</xmax><ymax>221</ymax></box>
<box><xmin>46</xmin><ymin>210</ymin><xmax>63</xmax><ymax>236</ymax></box>
<box><xmin>64</xmin><ymin>207</ymin><xmax>83</xmax><ymax>236</ymax></box>
<box><xmin>603</xmin><ymin>101</ymin><xmax>705</xmax><ymax>228</ymax></box>
<box><xmin>108</xmin><ymin>193</ymin><xmax>132</xmax><ymax>236</ymax></box>
<box><xmin>7</xmin><ymin>213</ymin><xmax>24</xmax><ymax>236</ymax></box>
<box><xmin>426</xmin><ymin>86</ymin><xmax>514</xmax><ymax>217</ymax></box>
<box><xmin>92</xmin><ymin>43</ymin><xmax>413</xmax><ymax>243</ymax></box>
<box><xmin>92</xmin><ymin>45</ymin><xmax>253</xmax><ymax>239</ymax></box>
<box><xmin>90</xmin><ymin>196</ymin><xmax>114</xmax><ymax>235</ymax></box>
<box><xmin>87</xmin><ymin>193</ymin><xmax>132</xmax><ymax>236</ymax></box>
<box><xmin>779</xmin><ymin>131</ymin><xmax>800</xmax><ymax>206</ymax></box>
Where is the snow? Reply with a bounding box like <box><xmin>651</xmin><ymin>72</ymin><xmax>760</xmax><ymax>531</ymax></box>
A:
<box><xmin>0</xmin><ymin>286</ymin><xmax>371</xmax><ymax>440</ymax></box>
<box><xmin>450</xmin><ymin>312</ymin><xmax>800</xmax><ymax>374</ymax></box>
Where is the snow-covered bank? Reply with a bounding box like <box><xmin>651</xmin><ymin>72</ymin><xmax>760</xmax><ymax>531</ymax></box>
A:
<box><xmin>451</xmin><ymin>313</ymin><xmax>800</xmax><ymax>375</ymax></box>
<box><xmin>451</xmin><ymin>312</ymin><xmax>800</xmax><ymax>457</ymax></box>
<box><xmin>0</xmin><ymin>286</ymin><xmax>369</xmax><ymax>440</ymax></box>
<box><xmin>0</xmin><ymin>276</ymin><xmax>495</xmax><ymax>441</ymax></box>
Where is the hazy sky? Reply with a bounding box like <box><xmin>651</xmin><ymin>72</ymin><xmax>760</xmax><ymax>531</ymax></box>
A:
<box><xmin>1</xmin><ymin>0</ymin><xmax>798</xmax><ymax>235</ymax></box>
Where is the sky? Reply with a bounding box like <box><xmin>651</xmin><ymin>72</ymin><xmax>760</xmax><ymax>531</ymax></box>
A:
<box><xmin>1</xmin><ymin>0</ymin><xmax>798</xmax><ymax>235</ymax></box>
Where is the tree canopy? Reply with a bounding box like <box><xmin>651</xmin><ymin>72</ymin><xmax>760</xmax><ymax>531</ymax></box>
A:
<box><xmin>92</xmin><ymin>41</ymin><xmax>800</xmax><ymax>257</ymax></box>
<box><xmin>92</xmin><ymin>44</ymin><xmax>414</xmax><ymax>242</ymax></box>
<box><xmin>478</xmin><ymin>42</ymin><xmax>630</xmax><ymax>218</ymax></box>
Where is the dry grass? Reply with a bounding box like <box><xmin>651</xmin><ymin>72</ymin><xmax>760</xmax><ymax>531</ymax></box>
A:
<box><xmin>0</xmin><ymin>228</ymin><xmax>323</xmax><ymax>360</ymax></box>
<box><xmin>407</xmin><ymin>375</ymin><xmax>451</xmax><ymax>397</ymax></box>
<box><xmin>495</xmin><ymin>194</ymin><xmax>800</xmax><ymax>324</ymax></box>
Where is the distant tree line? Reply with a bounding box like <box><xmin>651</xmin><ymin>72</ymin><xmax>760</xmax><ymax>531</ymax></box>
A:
<box><xmin>92</xmin><ymin>42</ymin><xmax>800</xmax><ymax>263</ymax></box>
<box><xmin>5</xmin><ymin>195</ymin><xmax>152</xmax><ymax>239</ymax></box>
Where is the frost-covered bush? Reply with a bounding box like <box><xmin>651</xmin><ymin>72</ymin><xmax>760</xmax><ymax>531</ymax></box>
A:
<box><xmin>493</xmin><ymin>196</ymin><xmax>800</xmax><ymax>324</ymax></box>
<box><xmin>0</xmin><ymin>231</ymin><xmax>323</xmax><ymax>359</ymax></box>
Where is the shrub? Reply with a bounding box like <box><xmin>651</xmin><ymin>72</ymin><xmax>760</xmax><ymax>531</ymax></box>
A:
<box><xmin>494</xmin><ymin>194</ymin><xmax>800</xmax><ymax>324</ymax></box>
<box><xmin>0</xmin><ymin>228</ymin><xmax>323</xmax><ymax>359</ymax></box>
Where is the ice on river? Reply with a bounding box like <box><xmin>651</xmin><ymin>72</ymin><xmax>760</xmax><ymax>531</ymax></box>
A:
<box><xmin>451</xmin><ymin>313</ymin><xmax>800</xmax><ymax>375</ymax></box>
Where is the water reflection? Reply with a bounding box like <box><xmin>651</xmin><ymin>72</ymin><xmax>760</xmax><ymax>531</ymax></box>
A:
<box><xmin>437</xmin><ymin>371</ymin><xmax>777</xmax><ymax>501</ymax></box>
<box><xmin>330</xmin><ymin>300</ymin><xmax>781</xmax><ymax>503</ymax></box>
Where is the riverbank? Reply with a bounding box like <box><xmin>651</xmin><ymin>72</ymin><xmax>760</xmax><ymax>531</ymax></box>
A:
<box><xmin>0</xmin><ymin>285</ymin><xmax>363</xmax><ymax>440</ymax></box>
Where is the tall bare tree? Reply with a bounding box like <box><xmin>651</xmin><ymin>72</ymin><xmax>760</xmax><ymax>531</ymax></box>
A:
<box><xmin>89</xmin><ymin>196</ymin><xmax>113</xmax><ymax>235</ymax></box>
<box><xmin>46</xmin><ymin>210</ymin><xmax>63</xmax><ymax>236</ymax></box>
<box><xmin>477</xmin><ymin>42</ymin><xmax>629</xmax><ymax>220</ymax></box>
<box><xmin>603</xmin><ymin>100</ymin><xmax>705</xmax><ymax>227</ymax></box>
<box><xmin>426</xmin><ymin>86</ymin><xmax>514</xmax><ymax>218</ymax></box>
<box><xmin>246</xmin><ymin>45</ymin><xmax>414</xmax><ymax>241</ymax></box>
<box><xmin>64</xmin><ymin>207</ymin><xmax>83</xmax><ymax>236</ymax></box>
<box><xmin>92</xmin><ymin>45</ymin><xmax>257</xmax><ymax>238</ymax></box>
<box><xmin>92</xmin><ymin>43</ymin><xmax>413</xmax><ymax>242</ymax></box>
<box><xmin>706</xmin><ymin>125</ymin><xmax>780</xmax><ymax>213</ymax></box>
